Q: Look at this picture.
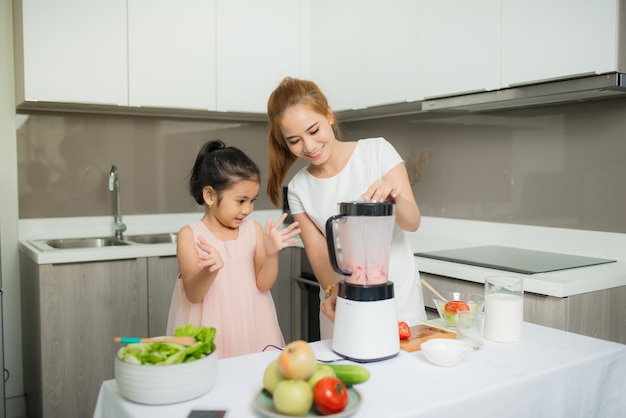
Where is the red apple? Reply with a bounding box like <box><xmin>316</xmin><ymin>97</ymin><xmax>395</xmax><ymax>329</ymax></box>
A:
<box><xmin>278</xmin><ymin>340</ymin><xmax>317</xmax><ymax>380</ymax></box>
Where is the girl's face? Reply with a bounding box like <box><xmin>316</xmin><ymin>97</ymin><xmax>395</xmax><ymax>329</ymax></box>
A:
<box><xmin>279</xmin><ymin>104</ymin><xmax>336</xmax><ymax>166</ymax></box>
<box><xmin>208</xmin><ymin>180</ymin><xmax>259</xmax><ymax>229</ymax></box>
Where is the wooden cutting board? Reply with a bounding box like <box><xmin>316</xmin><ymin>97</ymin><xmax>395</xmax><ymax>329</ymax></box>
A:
<box><xmin>400</xmin><ymin>324</ymin><xmax>457</xmax><ymax>352</ymax></box>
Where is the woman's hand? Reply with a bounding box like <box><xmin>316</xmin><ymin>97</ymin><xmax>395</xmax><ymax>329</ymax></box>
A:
<box><xmin>321</xmin><ymin>293</ymin><xmax>337</xmax><ymax>323</ymax></box>
<box><xmin>361</xmin><ymin>164</ymin><xmax>421</xmax><ymax>232</ymax></box>
<box><xmin>195</xmin><ymin>235</ymin><xmax>224</xmax><ymax>272</ymax></box>
<box><xmin>360</xmin><ymin>179</ymin><xmax>401</xmax><ymax>203</ymax></box>
<box><xmin>264</xmin><ymin>213</ymin><xmax>301</xmax><ymax>257</ymax></box>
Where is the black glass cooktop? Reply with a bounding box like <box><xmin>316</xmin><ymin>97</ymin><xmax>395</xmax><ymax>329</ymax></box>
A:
<box><xmin>414</xmin><ymin>245</ymin><xmax>616</xmax><ymax>275</ymax></box>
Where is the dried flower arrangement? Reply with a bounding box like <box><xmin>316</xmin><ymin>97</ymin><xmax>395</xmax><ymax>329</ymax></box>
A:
<box><xmin>407</xmin><ymin>146</ymin><xmax>433</xmax><ymax>187</ymax></box>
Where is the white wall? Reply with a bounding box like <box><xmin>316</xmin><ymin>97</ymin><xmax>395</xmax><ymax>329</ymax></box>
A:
<box><xmin>1</xmin><ymin>0</ymin><xmax>26</xmax><ymax>416</ymax></box>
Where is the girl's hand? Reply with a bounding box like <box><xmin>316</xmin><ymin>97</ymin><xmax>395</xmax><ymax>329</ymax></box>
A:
<box><xmin>264</xmin><ymin>213</ymin><xmax>301</xmax><ymax>257</ymax></box>
<box><xmin>360</xmin><ymin>179</ymin><xmax>401</xmax><ymax>203</ymax></box>
<box><xmin>196</xmin><ymin>235</ymin><xmax>224</xmax><ymax>272</ymax></box>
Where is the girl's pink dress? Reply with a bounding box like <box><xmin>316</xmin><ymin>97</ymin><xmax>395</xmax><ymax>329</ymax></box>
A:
<box><xmin>166</xmin><ymin>219</ymin><xmax>285</xmax><ymax>358</ymax></box>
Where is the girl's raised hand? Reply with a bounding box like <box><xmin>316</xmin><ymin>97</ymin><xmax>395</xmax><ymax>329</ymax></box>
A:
<box><xmin>360</xmin><ymin>179</ymin><xmax>400</xmax><ymax>203</ymax></box>
<box><xmin>264</xmin><ymin>213</ymin><xmax>301</xmax><ymax>256</ymax></box>
<box><xmin>195</xmin><ymin>235</ymin><xmax>224</xmax><ymax>272</ymax></box>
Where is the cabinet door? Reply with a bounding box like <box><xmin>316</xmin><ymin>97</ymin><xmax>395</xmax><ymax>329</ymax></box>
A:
<box><xmin>419</xmin><ymin>0</ymin><xmax>500</xmax><ymax>99</ymax></box>
<box><xmin>271</xmin><ymin>248</ymin><xmax>294</xmax><ymax>343</ymax></box>
<box><xmin>363</xmin><ymin>0</ymin><xmax>421</xmax><ymax>106</ymax></box>
<box><xmin>38</xmin><ymin>259</ymin><xmax>147</xmax><ymax>418</ymax></box>
<box><xmin>147</xmin><ymin>256</ymin><xmax>180</xmax><ymax>337</ymax></box>
<box><xmin>309</xmin><ymin>0</ymin><xmax>364</xmax><ymax>111</ymax></box>
<box><xmin>216</xmin><ymin>0</ymin><xmax>302</xmax><ymax>113</ymax></box>
<box><xmin>501</xmin><ymin>0</ymin><xmax>619</xmax><ymax>87</ymax></box>
<box><xmin>128</xmin><ymin>0</ymin><xmax>217</xmax><ymax>110</ymax></box>
<box><xmin>16</xmin><ymin>0</ymin><xmax>127</xmax><ymax>105</ymax></box>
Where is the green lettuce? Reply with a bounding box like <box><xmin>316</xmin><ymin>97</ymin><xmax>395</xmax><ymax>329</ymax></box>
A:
<box><xmin>117</xmin><ymin>325</ymin><xmax>217</xmax><ymax>365</ymax></box>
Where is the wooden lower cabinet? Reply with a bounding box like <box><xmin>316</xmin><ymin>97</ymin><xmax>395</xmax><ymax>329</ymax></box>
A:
<box><xmin>20</xmin><ymin>254</ymin><xmax>179</xmax><ymax>418</ymax></box>
<box><xmin>147</xmin><ymin>256</ymin><xmax>179</xmax><ymax>337</ymax></box>
<box><xmin>421</xmin><ymin>272</ymin><xmax>626</xmax><ymax>344</ymax></box>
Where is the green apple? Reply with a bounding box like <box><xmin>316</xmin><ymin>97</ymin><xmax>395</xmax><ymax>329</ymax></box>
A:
<box><xmin>263</xmin><ymin>360</ymin><xmax>286</xmax><ymax>395</ymax></box>
<box><xmin>273</xmin><ymin>379</ymin><xmax>313</xmax><ymax>416</ymax></box>
<box><xmin>307</xmin><ymin>364</ymin><xmax>335</xmax><ymax>388</ymax></box>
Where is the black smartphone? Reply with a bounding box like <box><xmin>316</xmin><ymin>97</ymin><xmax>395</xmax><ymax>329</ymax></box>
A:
<box><xmin>187</xmin><ymin>411</ymin><xmax>227</xmax><ymax>418</ymax></box>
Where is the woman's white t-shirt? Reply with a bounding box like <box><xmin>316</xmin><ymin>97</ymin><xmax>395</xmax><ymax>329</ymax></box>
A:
<box><xmin>288</xmin><ymin>137</ymin><xmax>426</xmax><ymax>338</ymax></box>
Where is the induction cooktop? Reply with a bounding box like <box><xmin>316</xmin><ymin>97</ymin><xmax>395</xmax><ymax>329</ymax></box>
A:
<box><xmin>414</xmin><ymin>245</ymin><xmax>616</xmax><ymax>274</ymax></box>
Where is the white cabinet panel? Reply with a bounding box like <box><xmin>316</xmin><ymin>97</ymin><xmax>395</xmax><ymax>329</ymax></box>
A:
<box><xmin>128</xmin><ymin>0</ymin><xmax>217</xmax><ymax>110</ymax></box>
<box><xmin>501</xmin><ymin>0</ymin><xmax>619</xmax><ymax>87</ymax></box>
<box><xmin>216</xmin><ymin>0</ymin><xmax>302</xmax><ymax>113</ymax></box>
<box><xmin>419</xmin><ymin>0</ymin><xmax>500</xmax><ymax>99</ymax></box>
<box><xmin>18</xmin><ymin>0</ymin><xmax>127</xmax><ymax>105</ymax></box>
<box><xmin>363</xmin><ymin>0</ymin><xmax>421</xmax><ymax>105</ymax></box>
<box><xmin>309</xmin><ymin>0</ymin><xmax>364</xmax><ymax>111</ymax></box>
<box><xmin>310</xmin><ymin>0</ymin><xmax>422</xmax><ymax>111</ymax></box>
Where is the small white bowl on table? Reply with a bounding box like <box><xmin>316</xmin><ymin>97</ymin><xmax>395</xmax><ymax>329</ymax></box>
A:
<box><xmin>420</xmin><ymin>338</ymin><xmax>469</xmax><ymax>367</ymax></box>
<box><xmin>114</xmin><ymin>346</ymin><xmax>218</xmax><ymax>405</ymax></box>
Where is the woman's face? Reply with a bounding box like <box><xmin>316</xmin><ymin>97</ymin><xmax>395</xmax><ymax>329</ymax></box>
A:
<box><xmin>279</xmin><ymin>104</ymin><xmax>336</xmax><ymax>166</ymax></box>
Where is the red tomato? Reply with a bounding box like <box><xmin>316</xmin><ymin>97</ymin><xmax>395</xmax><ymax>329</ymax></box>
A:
<box><xmin>313</xmin><ymin>377</ymin><xmax>349</xmax><ymax>415</ymax></box>
<box><xmin>445</xmin><ymin>300</ymin><xmax>470</xmax><ymax>315</ymax></box>
<box><xmin>398</xmin><ymin>321</ymin><xmax>411</xmax><ymax>340</ymax></box>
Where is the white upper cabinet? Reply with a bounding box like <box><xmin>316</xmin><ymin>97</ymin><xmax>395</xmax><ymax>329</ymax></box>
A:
<box><xmin>216</xmin><ymin>0</ymin><xmax>303</xmax><ymax>113</ymax></box>
<box><xmin>363</xmin><ymin>1</ymin><xmax>421</xmax><ymax>106</ymax></box>
<box><xmin>419</xmin><ymin>0</ymin><xmax>501</xmax><ymax>99</ymax></box>
<box><xmin>13</xmin><ymin>0</ymin><xmax>625</xmax><ymax>115</ymax></box>
<box><xmin>309</xmin><ymin>0</ymin><xmax>364</xmax><ymax>111</ymax></box>
<box><xmin>309</xmin><ymin>0</ymin><xmax>421</xmax><ymax>111</ymax></box>
<box><xmin>127</xmin><ymin>0</ymin><xmax>217</xmax><ymax>110</ymax></box>
<box><xmin>501</xmin><ymin>0</ymin><xmax>620</xmax><ymax>87</ymax></box>
<box><xmin>15</xmin><ymin>0</ymin><xmax>128</xmax><ymax>106</ymax></box>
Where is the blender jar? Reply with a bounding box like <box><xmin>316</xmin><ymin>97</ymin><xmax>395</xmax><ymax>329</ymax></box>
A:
<box><xmin>326</xmin><ymin>201</ymin><xmax>395</xmax><ymax>285</ymax></box>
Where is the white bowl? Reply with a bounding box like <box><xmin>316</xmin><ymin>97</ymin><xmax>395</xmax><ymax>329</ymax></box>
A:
<box><xmin>420</xmin><ymin>338</ymin><xmax>469</xmax><ymax>367</ymax></box>
<box><xmin>114</xmin><ymin>347</ymin><xmax>218</xmax><ymax>405</ymax></box>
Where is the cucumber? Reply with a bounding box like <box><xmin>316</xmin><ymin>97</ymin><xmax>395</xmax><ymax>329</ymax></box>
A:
<box><xmin>321</xmin><ymin>363</ymin><xmax>370</xmax><ymax>386</ymax></box>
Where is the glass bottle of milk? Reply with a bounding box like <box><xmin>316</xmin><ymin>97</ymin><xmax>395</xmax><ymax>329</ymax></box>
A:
<box><xmin>484</xmin><ymin>276</ymin><xmax>524</xmax><ymax>342</ymax></box>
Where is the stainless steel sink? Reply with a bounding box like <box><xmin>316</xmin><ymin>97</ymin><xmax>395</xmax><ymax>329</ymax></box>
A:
<box><xmin>30</xmin><ymin>232</ymin><xmax>178</xmax><ymax>251</ymax></box>
<box><xmin>42</xmin><ymin>237</ymin><xmax>130</xmax><ymax>249</ymax></box>
<box><xmin>125</xmin><ymin>233</ymin><xmax>178</xmax><ymax>245</ymax></box>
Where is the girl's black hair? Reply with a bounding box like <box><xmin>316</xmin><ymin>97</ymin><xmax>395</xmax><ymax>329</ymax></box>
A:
<box><xmin>189</xmin><ymin>140</ymin><xmax>261</xmax><ymax>205</ymax></box>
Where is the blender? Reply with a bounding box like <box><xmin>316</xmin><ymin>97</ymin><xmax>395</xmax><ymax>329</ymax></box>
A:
<box><xmin>325</xmin><ymin>201</ymin><xmax>399</xmax><ymax>362</ymax></box>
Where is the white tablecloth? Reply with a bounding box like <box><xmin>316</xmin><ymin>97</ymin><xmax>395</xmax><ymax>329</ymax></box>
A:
<box><xmin>94</xmin><ymin>323</ymin><xmax>626</xmax><ymax>418</ymax></box>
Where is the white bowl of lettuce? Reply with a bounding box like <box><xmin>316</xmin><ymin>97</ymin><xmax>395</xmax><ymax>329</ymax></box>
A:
<box><xmin>114</xmin><ymin>325</ymin><xmax>218</xmax><ymax>405</ymax></box>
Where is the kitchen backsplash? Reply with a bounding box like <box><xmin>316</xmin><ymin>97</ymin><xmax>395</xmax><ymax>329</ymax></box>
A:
<box><xmin>16</xmin><ymin>97</ymin><xmax>626</xmax><ymax>234</ymax></box>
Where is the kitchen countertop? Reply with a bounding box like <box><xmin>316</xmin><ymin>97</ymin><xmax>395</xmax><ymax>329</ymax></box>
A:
<box><xmin>93</xmin><ymin>322</ymin><xmax>626</xmax><ymax>418</ymax></box>
<box><xmin>19</xmin><ymin>212</ymin><xmax>626</xmax><ymax>298</ymax></box>
<box><xmin>409</xmin><ymin>217</ymin><xmax>626</xmax><ymax>298</ymax></box>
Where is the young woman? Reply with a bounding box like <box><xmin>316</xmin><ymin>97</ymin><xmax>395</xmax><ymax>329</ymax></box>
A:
<box><xmin>166</xmin><ymin>140</ymin><xmax>300</xmax><ymax>358</ymax></box>
<box><xmin>267</xmin><ymin>77</ymin><xmax>427</xmax><ymax>339</ymax></box>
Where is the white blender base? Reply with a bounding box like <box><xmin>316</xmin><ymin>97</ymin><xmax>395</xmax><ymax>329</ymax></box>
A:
<box><xmin>332</xmin><ymin>296</ymin><xmax>399</xmax><ymax>362</ymax></box>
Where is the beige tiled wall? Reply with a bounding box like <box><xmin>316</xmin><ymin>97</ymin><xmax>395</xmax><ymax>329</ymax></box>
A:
<box><xmin>16</xmin><ymin>97</ymin><xmax>626</xmax><ymax>233</ymax></box>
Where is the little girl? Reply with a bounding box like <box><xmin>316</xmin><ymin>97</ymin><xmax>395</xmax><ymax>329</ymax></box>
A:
<box><xmin>166</xmin><ymin>140</ymin><xmax>300</xmax><ymax>358</ymax></box>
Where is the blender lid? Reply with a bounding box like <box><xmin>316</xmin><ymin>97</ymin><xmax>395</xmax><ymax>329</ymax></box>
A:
<box><xmin>338</xmin><ymin>201</ymin><xmax>394</xmax><ymax>216</ymax></box>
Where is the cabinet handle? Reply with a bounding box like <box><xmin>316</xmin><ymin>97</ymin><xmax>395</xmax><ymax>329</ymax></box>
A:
<box><xmin>293</xmin><ymin>276</ymin><xmax>321</xmax><ymax>288</ymax></box>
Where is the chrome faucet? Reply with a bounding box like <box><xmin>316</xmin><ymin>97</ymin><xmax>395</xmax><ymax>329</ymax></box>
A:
<box><xmin>109</xmin><ymin>165</ymin><xmax>127</xmax><ymax>240</ymax></box>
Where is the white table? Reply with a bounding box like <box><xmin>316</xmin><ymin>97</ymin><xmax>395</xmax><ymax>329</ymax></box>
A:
<box><xmin>94</xmin><ymin>323</ymin><xmax>626</xmax><ymax>418</ymax></box>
